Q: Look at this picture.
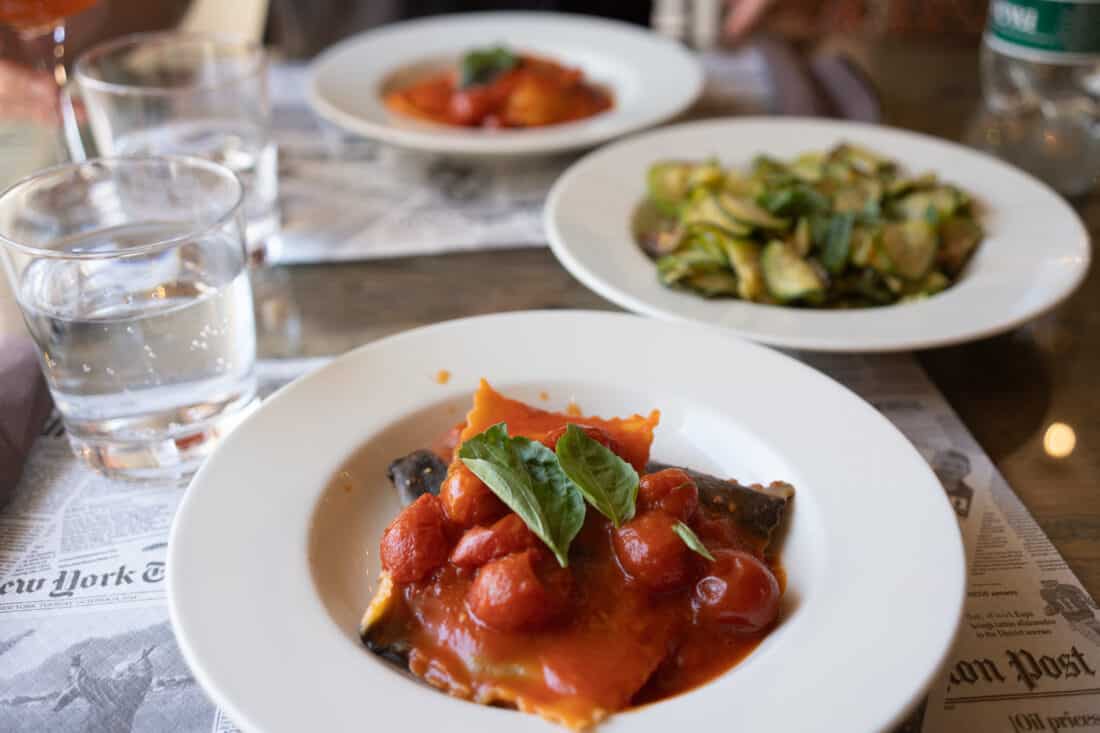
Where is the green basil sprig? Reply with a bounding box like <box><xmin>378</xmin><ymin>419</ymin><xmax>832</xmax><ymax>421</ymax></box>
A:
<box><xmin>459</xmin><ymin>46</ymin><xmax>518</xmax><ymax>88</ymax></box>
<box><xmin>672</xmin><ymin>521</ymin><xmax>715</xmax><ymax>561</ymax></box>
<box><xmin>555</xmin><ymin>424</ymin><xmax>638</xmax><ymax>527</ymax></box>
<box><xmin>461</xmin><ymin>422</ymin><xmax>714</xmax><ymax>567</ymax></box>
<box><xmin>459</xmin><ymin>423</ymin><xmax>585</xmax><ymax>567</ymax></box>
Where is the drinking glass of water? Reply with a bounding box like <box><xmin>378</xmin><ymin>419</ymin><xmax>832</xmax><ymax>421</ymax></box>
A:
<box><xmin>61</xmin><ymin>33</ymin><xmax>279</xmax><ymax>259</ymax></box>
<box><xmin>0</xmin><ymin>156</ymin><xmax>258</xmax><ymax>480</ymax></box>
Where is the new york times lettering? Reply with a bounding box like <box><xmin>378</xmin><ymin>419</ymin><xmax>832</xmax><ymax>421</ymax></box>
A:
<box><xmin>50</xmin><ymin>565</ymin><xmax>135</xmax><ymax>598</ymax></box>
<box><xmin>0</xmin><ymin>561</ymin><xmax>166</xmax><ymax>599</ymax></box>
<box><xmin>949</xmin><ymin>647</ymin><xmax>1096</xmax><ymax>691</ymax></box>
<box><xmin>0</xmin><ymin>576</ymin><xmax>48</xmax><ymax>594</ymax></box>
<box><xmin>142</xmin><ymin>561</ymin><xmax>165</xmax><ymax>583</ymax></box>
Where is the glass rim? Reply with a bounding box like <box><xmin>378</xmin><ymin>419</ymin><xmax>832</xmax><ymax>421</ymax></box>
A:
<box><xmin>0</xmin><ymin>155</ymin><xmax>245</xmax><ymax>261</ymax></box>
<box><xmin>74</xmin><ymin>31</ymin><xmax>267</xmax><ymax>97</ymax></box>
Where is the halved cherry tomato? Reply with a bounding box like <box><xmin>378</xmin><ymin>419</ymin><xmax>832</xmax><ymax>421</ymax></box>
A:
<box><xmin>539</xmin><ymin>424</ymin><xmax>620</xmax><ymax>455</ymax></box>
<box><xmin>380</xmin><ymin>494</ymin><xmax>452</xmax><ymax>583</ymax></box>
<box><xmin>466</xmin><ymin>549</ymin><xmax>572</xmax><ymax>631</ymax></box>
<box><xmin>637</xmin><ymin>468</ymin><xmax>699</xmax><ymax>521</ymax></box>
<box><xmin>439</xmin><ymin>461</ymin><xmax>508</xmax><ymax>528</ymax></box>
<box><xmin>432</xmin><ymin>422</ymin><xmax>465</xmax><ymax>462</ymax></box>
<box><xmin>451</xmin><ymin>513</ymin><xmax>540</xmax><ymax>568</ymax></box>
<box><xmin>692</xmin><ymin>549</ymin><xmax>780</xmax><ymax>633</ymax></box>
<box><xmin>611</xmin><ymin>510</ymin><xmax>696</xmax><ymax>592</ymax></box>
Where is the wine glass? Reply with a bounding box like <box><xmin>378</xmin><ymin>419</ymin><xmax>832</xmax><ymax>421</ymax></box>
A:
<box><xmin>0</xmin><ymin>0</ymin><xmax>99</xmax><ymax>85</ymax></box>
<box><xmin>0</xmin><ymin>0</ymin><xmax>100</xmax><ymax>189</ymax></box>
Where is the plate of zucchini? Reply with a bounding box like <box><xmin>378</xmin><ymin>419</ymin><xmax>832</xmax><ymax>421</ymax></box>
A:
<box><xmin>545</xmin><ymin>118</ymin><xmax>1090</xmax><ymax>352</ymax></box>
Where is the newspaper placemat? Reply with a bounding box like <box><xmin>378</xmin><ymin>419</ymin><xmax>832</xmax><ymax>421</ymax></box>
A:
<box><xmin>267</xmin><ymin>49</ymin><xmax>773</xmax><ymax>264</ymax></box>
<box><xmin>1</xmin><ymin>353</ymin><xmax>1096</xmax><ymax>732</ymax></box>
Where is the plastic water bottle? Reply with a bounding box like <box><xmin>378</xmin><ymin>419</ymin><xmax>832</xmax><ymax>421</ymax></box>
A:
<box><xmin>976</xmin><ymin>0</ymin><xmax>1100</xmax><ymax>196</ymax></box>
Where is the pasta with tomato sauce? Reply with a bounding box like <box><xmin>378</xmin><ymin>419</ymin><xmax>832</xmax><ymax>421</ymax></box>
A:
<box><xmin>383</xmin><ymin>46</ymin><xmax>612</xmax><ymax>129</ymax></box>
<box><xmin>361</xmin><ymin>381</ymin><xmax>793</xmax><ymax>729</ymax></box>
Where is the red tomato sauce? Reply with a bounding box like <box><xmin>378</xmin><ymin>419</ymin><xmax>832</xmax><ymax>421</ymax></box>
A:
<box><xmin>384</xmin><ymin>54</ymin><xmax>613</xmax><ymax>129</ymax></box>
<box><xmin>370</xmin><ymin>382</ymin><xmax>785</xmax><ymax>729</ymax></box>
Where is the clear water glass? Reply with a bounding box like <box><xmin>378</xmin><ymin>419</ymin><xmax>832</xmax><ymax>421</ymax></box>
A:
<box><xmin>62</xmin><ymin>33</ymin><xmax>279</xmax><ymax>258</ymax></box>
<box><xmin>0</xmin><ymin>156</ymin><xmax>258</xmax><ymax>480</ymax></box>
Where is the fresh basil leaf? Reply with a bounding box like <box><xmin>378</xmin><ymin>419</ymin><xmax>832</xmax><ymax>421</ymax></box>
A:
<box><xmin>672</xmin><ymin>521</ymin><xmax>715</xmax><ymax>561</ymax></box>
<box><xmin>821</xmin><ymin>212</ymin><xmax>854</xmax><ymax>275</ymax></box>
<box><xmin>459</xmin><ymin>423</ymin><xmax>585</xmax><ymax>567</ymax></box>
<box><xmin>554</xmin><ymin>424</ymin><xmax>638</xmax><ymax>527</ymax></box>
<box><xmin>459</xmin><ymin>46</ymin><xmax>518</xmax><ymax>88</ymax></box>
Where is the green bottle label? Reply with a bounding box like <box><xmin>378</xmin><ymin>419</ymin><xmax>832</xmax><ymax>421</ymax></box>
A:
<box><xmin>987</xmin><ymin>0</ymin><xmax>1100</xmax><ymax>62</ymax></box>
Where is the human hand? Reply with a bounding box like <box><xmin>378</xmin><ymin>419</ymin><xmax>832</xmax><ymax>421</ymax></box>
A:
<box><xmin>0</xmin><ymin>59</ymin><xmax>59</xmax><ymax>124</ymax></box>
<box><xmin>723</xmin><ymin>0</ymin><xmax>834</xmax><ymax>41</ymax></box>
<box><xmin>723</xmin><ymin>0</ymin><xmax>775</xmax><ymax>41</ymax></box>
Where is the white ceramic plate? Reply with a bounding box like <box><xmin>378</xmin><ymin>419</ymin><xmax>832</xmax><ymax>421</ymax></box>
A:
<box><xmin>169</xmin><ymin>311</ymin><xmax>964</xmax><ymax>732</ymax></box>
<box><xmin>307</xmin><ymin>12</ymin><xmax>703</xmax><ymax>157</ymax></box>
<box><xmin>545</xmin><ymin>118</ymin><xmax>1091</xmax><ymax>351</ymax></box>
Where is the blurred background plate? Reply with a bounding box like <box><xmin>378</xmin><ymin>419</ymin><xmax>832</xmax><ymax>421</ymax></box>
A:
<box><xmin>307</xmin><ymin>11</ymin><xmax>704</xmax><ymax>157</ymax></box>
<box><xmin>545</xmin><ymin>117</ymin><xmax>1091</xmax><ymax>352</ymax></box>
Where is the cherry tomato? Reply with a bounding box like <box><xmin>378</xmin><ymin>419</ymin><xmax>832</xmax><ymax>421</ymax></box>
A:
<box><xmin>380</xmin><ymin>494</ymin><xmax>452</xmax><ymax>583</ymax></box>
<box><xmin>449</xmin><ymin>87</ymin><xmax>495</xmax><ymax>126</ymax></box>
<box><xmin>450</xmin><ymin>513</ymin><xmax>540</xmax><ymax>568</ymax></box>
<box><xmin>439</xmin><ymin>461</ymin><xmax>507</xmax><ymax>528</ymax></box>
<box><xmin>690</xmin><ymin>513</ymin><xmax>750</xmax><ymax>553</ymax></box>
<box><xmin>432</xmin><ymin>422</ymin><xmax>465</xmax><ymax>462</ymax></box>
<box><xmin>637</xmin><ymin>468</ymin><xmax>699</xmax><ymax>521</ymax></box>
<box><xmin>539</xmin><ymin>424</ymin><xmax>620</xmax><ymax>455</ymax></box>
<box><xmin>692</xmin><ymin>549</ymin><xmax>780</xmax><ymax>633</ymax></box>
<box><xmin>611</xmin><ymin>510</ymin><xmax>696</xmax><ymax>592</ymax></box>
<box><xmin>466</xmin><ymin>549</ymin><xmax>572</xmax><ymax>631</ymax></box>
<box><xmin>572</xmin><ymin>508</ymin><xmax>611</xmax><ymax>555</ymax></box>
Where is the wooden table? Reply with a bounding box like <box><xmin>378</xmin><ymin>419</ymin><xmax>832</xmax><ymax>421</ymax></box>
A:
<box><xmin>248</xmin><ymin>37</ymin><xmax>1100</xmax><ymax>597</ymax></box>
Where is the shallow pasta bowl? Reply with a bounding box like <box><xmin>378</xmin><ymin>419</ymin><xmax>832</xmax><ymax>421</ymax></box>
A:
<box><xmin>168</xmin><ymin>310</ymin><xmax>964</xmax><ymax>732</ymax></box>
<box><xmin>545</xmin><ymin>118</ymin><xmax>1091</xmax><ymax>351</ymax></box>
<box><xmin>307</xmin><ymin>12</ymin><xmax>703</xmax><ymax>157</ymax></box>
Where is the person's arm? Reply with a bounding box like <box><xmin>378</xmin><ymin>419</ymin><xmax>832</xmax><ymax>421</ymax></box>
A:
<box><xmin>0</xmin><ymin>0</ymin><xmax>192</xmax><ymax>123</ymax></box>
<box><xmin>724</xmin><ymin>0</ymin><xmax>773</xmax><ymax>39</ymax></box>
<box><xmin>0</xmin><ymin>60</ymin><xmax>57</xmax><ymax>124</ymax></box>
<box><xmin>722</xmin><ymin>0</ymin><xmax>987</xmax><ymax>41</ymax></box>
